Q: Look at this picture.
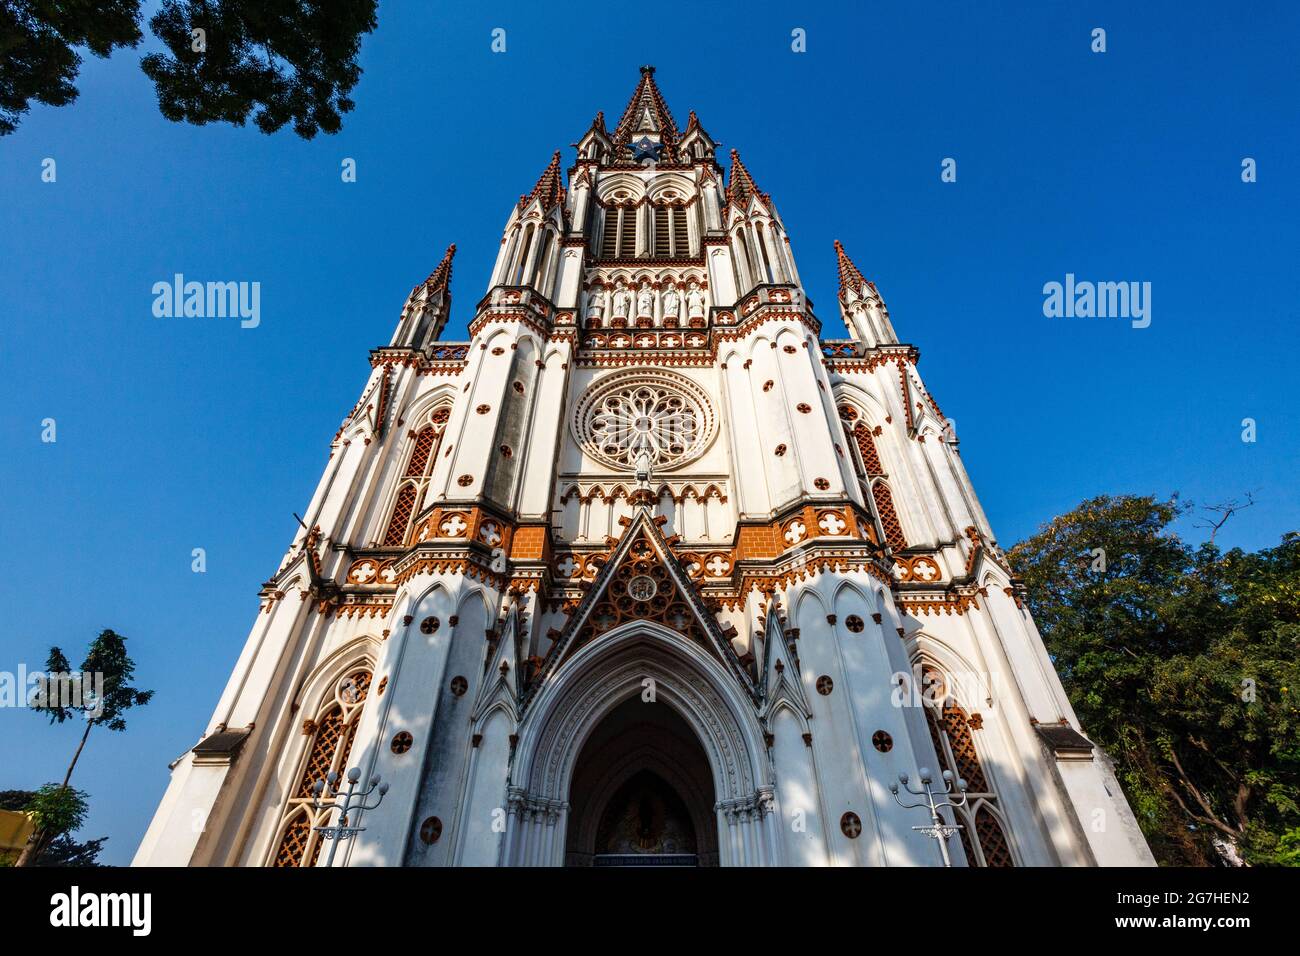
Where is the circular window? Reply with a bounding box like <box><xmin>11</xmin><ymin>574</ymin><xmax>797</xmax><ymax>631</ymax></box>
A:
<box><xmin>391</xmin><ymin>731</ymin><xmax>413</xmax><ymax>754</ymax></box>
<box><xmin>573</xmin><ymin>370</ymin><xmax>716</xmax><ymax>472</ymax></box>
<box><xmin>816</xmin><ymin>675</ymin><xmax>834</xmax><ymax>696</ymax></box>
<box><xmin>840</xmin><ymin>811</ymin><xmax>862</xmax><ymax>839</ymax></box>
<box><xmin>872</xmin><ymin>730</ymin><xmax>893</xmax><ymax>753</ymax></box>
<box><xmin>420</xmin><ymin>616</ymin><xmax>440</xmax><ymax>634</ymax></box>
<box><xmin>845</xmin><ymin>615</ymin><xmax>865</xmax><ymax>633</ymax></box>
<box><xmin>628</xmin><ymin>575</ymin><xmax>658</xmax><ymax>602</ymax></box>
<box><xmin>450</xmin><ymin>675</ymin><xmax>468</xmax><ymax>697</ymax></box>
<box><xmin>419</xmin><ymin>816</ymin><xmax>443</xmax><ymax>845</ymax></box>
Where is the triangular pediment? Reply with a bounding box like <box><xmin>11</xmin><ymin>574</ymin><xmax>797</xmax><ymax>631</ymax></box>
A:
<box><xmin>525</xmin><ymin>509</ymin><xmax>755</xmax><ymax>705</ymax></box>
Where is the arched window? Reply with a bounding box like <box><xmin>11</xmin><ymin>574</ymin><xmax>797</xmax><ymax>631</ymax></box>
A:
<box><xmin>381</xmin><ymin>410</ymin><xmax>448</xmax><ymax>546</ymax></box>
<box><xmin>600</xmin><ymin>206</ymin><xmax>638</xmax><ymax>259</ymax></box>
<box><xmin>920</xmin><ymin>665</ymin><xmax>1015</xmax><ymax>867</ymax></box>
<box><xmin>513</xmin><ymin>224</ymin><xmax>535</xmax><ymax>285</ymax></box>
<box><xmin>840</xmin><ymin>409</ymin><xmax>908</xmax><ymax>550</ymax></box>
<box><xmin>273</xmin><ymin>667</ymin><xmax>373</xmax><ymax>867</ymax></box>
<box><xmin>653</xmin><ymin>204</ymin><xmax>690</xmax><ymax>257</ymax></box>
<box><xmin>756</xmin><ymin>223</ymin><xmax>775</xmax><ymax>283</ymax></box>
<box><xmin>534</xmin><ymin>229</ymin><xmax>554</xmax><ymax>293</ymax></box>
<box><xmin>734</xmin><ymin>230</ymin><xmax>754</xmax><ymax>291</ymax></box>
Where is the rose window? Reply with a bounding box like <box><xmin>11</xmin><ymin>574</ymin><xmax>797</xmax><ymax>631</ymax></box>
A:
<box><xmin>574</xmin><ymin>370</ymin><xmax>715</xmax><ymax>471</ymax></box>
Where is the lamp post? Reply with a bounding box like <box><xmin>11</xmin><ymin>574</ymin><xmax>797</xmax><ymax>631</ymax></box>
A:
<box><xmin>311</xmin><ymin>767</ymin><xmax>390</xmax><ymax>868</ymax></box>
<box><xmin>889</xmin><ymin>767</ymin><xmax>968</xmax><ymax>867</ymax></box>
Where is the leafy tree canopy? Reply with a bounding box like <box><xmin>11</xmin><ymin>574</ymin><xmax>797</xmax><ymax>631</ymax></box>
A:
<box><xmin>0</xmin><ymin>0</ymin><xmax>143</xmax><ymax>134</ymax></box>
<box><xmin>1</xmin><ymin>0</ymin><xmax>378</xmax><ymax>136</ymax></box>
<box><xmin>1010</xmin><ymin>495</ymin><xmax>1300</xmax><ymax>865</ymax></box>
<box><xmin>32</xmin><ymin>628</ymin><xmax>154</xmax><ymax>731</ymax></box>
<box><xmin>0</xmin><ymin>788</ymin><xmax>105</xmax><ymax>866</ymax></box>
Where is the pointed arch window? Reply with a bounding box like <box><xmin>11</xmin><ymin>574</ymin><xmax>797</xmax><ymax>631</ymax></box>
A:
<box><xmin>534</xmin><ymin>229</ymin><xmax>554</xmax><ymax>293</ymax></box>
<box><xmin>756</xmin><ymin>223</ymin><xmax>775</xmax><ymax>284</ymax></box>
<box><xmin>920</xmin><ymin>665</ymin><xmax>1015</xmax><ymax>867</ymax></box>
<box><xmin>734</xmin><ymin>230</ymin><xmax>755</xmax><ymax>291</ymax></box>
<box><xmin>601</xmin><ymin>206</ymin><xmax>639</xmax><ymax>259</ymax></box>
<box><xmin>381</xmin><ymin>411</ymin><xmax>447</xmax><ymax>546</ymax></box>
<box><xmin>513</xmin><ymin>224</ymin><xmax>535</xmax><ymax>285</ymax></box>
<box><xmin>652</xmin><ymin>203</ymin><xmax>690</xmax><ymax>258</ymax></box>
<box><xmin>272</xmin><ymin>668</ymin><xmax>373</xmax><ymax>867</ymax></box>
<box><xmin>840</xmin><ymin>409</ymin><xmax>908</xmax><ymax>550</ymax></box>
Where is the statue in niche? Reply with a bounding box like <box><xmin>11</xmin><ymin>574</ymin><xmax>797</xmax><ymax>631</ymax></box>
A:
<box><xmin>687</xmin><ymin>283</ymin><xmax>706</xmax><ymax>320</ymax></box>
<box><xmin>662</xmin><ymin>287</ymin><xmax>680</xmax><ymax>320</ymax></box>
<box><xmin>586</xmin><ymin>291</ymin><xmax>605</xmax><ymax>324</ymax></box>
<box><xmin>612</xmin><ymin>282</ymin><xmax>632</xmax><ymax>319</ymax></box>
<box><xmin>637</xmin><ymin>285</ymin><xmax>655</xmax><ymax>319</ymax></box>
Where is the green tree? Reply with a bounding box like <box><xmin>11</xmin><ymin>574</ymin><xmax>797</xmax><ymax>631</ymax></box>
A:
<box><xmin>1009</xmin><ymin>495</ymin><xmax>1300</xmax><ymax>865</ymax></box>
<box><xmin>1</xmin><ymin>0</ymin><xmax>378</xmax><ymax>137</ymax></box>
<box><xmin>0</xmin><ymin>789</ymin><xmax>106</xmax><ymax>866</ymax></box>
<box><xmin>17</xmin><ymin>629</ymin><xmax>152</xmax><ymax>866</ymax></box>
<box><xmin>0</xmin><ymin>0</ymin><xmax>143</xmax><ymax>134</ymax></box>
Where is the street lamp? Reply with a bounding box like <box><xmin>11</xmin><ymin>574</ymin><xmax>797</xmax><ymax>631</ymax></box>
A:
<box><xmin>311</xmin><ymin>767</ymin><xmax>390</xmax><ymax>867</ymax></box>
<box><xmin>890</xmin><ymin>767</ymin><xmax>968</xmax><ymax>867</ymax></box>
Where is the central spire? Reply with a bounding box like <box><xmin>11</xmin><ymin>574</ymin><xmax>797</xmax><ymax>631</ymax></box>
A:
<box><xmin>612</xmin><ymin>64</ymin><xmax>680</xmax><ymax>146</ymax></box>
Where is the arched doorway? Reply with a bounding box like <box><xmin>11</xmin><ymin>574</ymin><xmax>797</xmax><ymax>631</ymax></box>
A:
<box><xmin>565</xmin><ymin>697</ymin><xmax>718</xmax><ymax>866</ymax></box>
<box><xmin>507</xmin><ymin>624</ymin><xmax>771</xmax><ymax>866</ymax></box>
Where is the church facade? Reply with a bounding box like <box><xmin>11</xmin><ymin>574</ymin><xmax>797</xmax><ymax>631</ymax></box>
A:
<box><xmin>134</xmin><ymin>68</ymin><xmax>1153</xmax><ymax>867</ymax></box>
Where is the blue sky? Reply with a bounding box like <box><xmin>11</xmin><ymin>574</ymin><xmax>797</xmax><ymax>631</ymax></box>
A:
<box><xmin>1</xmin><ymin>2</ymin><xmax>1296</xmax><ymax>865</ymax></box>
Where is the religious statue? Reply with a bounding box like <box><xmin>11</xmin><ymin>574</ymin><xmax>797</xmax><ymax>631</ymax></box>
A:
<box><xmin>687</xmin><ymin>285</ymin><xmax>706</xmax><ymax>320</ymax></box>
<box><xmin>585</xmin><ymin>292</ymin><xmax>605</xmax><ymax>321</ymax></box>
<box><xmin>612</xmin><ymin>284</ymin><xmax>632</xmax><ymax>319</ymax></box>
<box><xmin>662</xmin><ymin>287</ymin><xmax>680</xmax><ymax>319</ymax></box>
<box><xmin>637</xmin><ymin>286</ymin><xmax>655</xmax><ymax>319</ymax></box>
<box><xmin>635</xmin><ymin>448</ymin><xmax>653</xmax><ymax>490</ymax></box>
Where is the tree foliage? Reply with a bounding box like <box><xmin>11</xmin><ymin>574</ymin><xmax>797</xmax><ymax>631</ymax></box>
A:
<box><xmin>1009</xmin><ymin>495</ymin><xmax>1300</xmax><ymax>865</ymax></box>
<box><xmin>0</xmin><ymin>0</ymin><xmax>143</xmax><ymax>134</ymax></box>
<box><xmin>1</xmin><ymin>0</ymin><xmax>377</xmax><ymax>136</ymax></box>
<box><xmin>32</xmin><ymin>628</ymin><xmax>154</xmax><ymax>732</ymax></box>
<box><xmin>0</xmin><ymin>788</ymin><xmax>105</xmax><ymax>866</ymax></box>
<box><xmin>140</xmin><ymin>0</ymin><xmax>377</xmax><ymax>137</ymax></box>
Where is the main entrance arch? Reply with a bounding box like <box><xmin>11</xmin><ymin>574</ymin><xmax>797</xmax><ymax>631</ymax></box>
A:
<box><xmin>567</xmin><ymin>697</ymin><xmax>717</xmax><ymax>866</ymax></box>
<box><xmin>506</xmin><ymin>622</ymin><xmax>774</xmax><ymax>866</ymax></box>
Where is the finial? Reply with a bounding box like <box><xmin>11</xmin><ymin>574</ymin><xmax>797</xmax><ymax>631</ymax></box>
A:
<box><xmin>640</xmin><ymin>64</ymin><xmax>655</xmax><ymax>76</ymax></box>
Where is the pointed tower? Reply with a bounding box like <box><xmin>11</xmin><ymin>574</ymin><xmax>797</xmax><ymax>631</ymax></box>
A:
<box><xmin>391</xmin><ymin>243</ymin><xmax>456</xmax><ymax>350</ymax></box>
<box><xmin>611</xmin><ymin>64</ymin><xmax>681</xmax><ymax>164</ymax></box>
<box><xmin>135</xmin><ymin>68</ymin><xmax>1154</xmax><ymax>871</ymax></box>
<box><xmin>834</xmin><ymin>240</ymin><xmax>896</xmax><ymax>347</ymax></box>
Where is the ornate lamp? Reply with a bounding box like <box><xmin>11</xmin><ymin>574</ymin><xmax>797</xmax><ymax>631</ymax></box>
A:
<box><xmin>889</xmin><ymin>768</ymin><xmax>968</xmax><ymax>867</ymax></box>
<box><xmin>310</xmin><ymin>767</ymin><xmax>390</xmax><ymax>867</ymax></box>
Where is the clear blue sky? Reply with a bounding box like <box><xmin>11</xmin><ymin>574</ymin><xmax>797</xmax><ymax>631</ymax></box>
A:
<box><xmin>1</xmin><ymin>2</ymin><xmax>1295</xmax><ymax>865</ymax></box>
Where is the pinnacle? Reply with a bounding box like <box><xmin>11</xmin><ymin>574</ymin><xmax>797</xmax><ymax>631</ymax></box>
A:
<box><xmin>834</xmin><ymin>240</ymin><xmax>869</xmax><ymax>298</ymax></box>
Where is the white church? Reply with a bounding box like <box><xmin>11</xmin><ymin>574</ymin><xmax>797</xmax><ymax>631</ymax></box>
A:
<box><xmin>134</xmin><ymin>68</ymin><xmax>1154</xmax><ymax>867</ymax></box>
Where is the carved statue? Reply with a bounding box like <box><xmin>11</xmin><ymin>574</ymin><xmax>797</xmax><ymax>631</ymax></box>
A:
<box><xmin>662</xmin><ymin>288</ymin><xmax>680</xmax><ymax>318</ymax></box>
<box><xmin>612</xmin><ymin>284</ymin><xmax>632</xmax><ymax>318</ymax></box>
<box><xmin>635</xmin><ymin>448</ymin><xmax>653</xmax><ymax>490</ymax></box>
<box><xmin>637</xmin><ymin>286</ymin><xmax>655</xmax><ymax>318</ymax></box>
<box><xmin>687</xmin><ymin>285</ymin><xmax>706</xmax><ymax>319</ymax></box>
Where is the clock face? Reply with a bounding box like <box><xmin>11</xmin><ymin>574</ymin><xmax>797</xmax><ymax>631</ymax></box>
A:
<box><xmin>631</xmin><ymin>137</ymin><xmax>664</xmax><ymax>163</ymax></box>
